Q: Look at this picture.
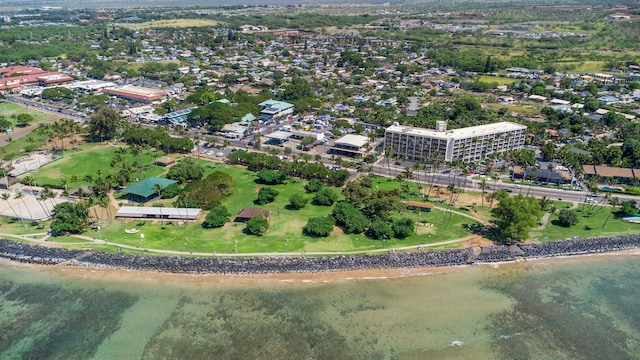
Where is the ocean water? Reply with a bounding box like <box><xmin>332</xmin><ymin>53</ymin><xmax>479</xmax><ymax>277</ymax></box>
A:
<box><xmin>0</xmin><ymin>253</ymin><xmax>639</xmax><ymax>360</ymax></box>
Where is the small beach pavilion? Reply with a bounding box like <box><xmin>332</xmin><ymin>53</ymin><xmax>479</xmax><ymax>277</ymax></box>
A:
<box><xmin>119</xmin><ymin>177</ymin><xmax>177</xmax><ymax>203</ymax></box>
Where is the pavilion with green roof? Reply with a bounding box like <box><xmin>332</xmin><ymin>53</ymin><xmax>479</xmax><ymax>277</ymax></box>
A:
<box><xmin>119</xmin><ymin>177</ymin><xmax>178</xmax><ymax>203</ymax></box>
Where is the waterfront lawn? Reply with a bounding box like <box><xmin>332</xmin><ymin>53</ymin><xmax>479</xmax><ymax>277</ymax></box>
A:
<box><xmin>32</xmin><ymin>144</ymin><xmax>167</xmax><ymax>187</ymax></box>
<box><xmin>0</xmin><ymin>217</ymin><xmax>48</xmax><ymax>235</ymax></box>
<box><xmin>530</xmin><ymin>206</ymin><xmax>640</xmax><ymax>242</ymax></box>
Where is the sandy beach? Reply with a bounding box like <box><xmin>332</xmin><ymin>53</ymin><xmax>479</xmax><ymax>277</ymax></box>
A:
<box><xmin>3</xmin><ymin>247</ymin><xmax>638</xmax><ymax>287</ymax></box>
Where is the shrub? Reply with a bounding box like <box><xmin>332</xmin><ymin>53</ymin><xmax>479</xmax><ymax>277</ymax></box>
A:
<box><xmin>289</xmin><ymin>193</ymin><xmax>308</xmax><ymax>210</ymax></box>
<box><xmin>303</xmin><ymin>216</ymin><xmax>335</xmax><ymax>237</ymax></box>
<box><xmin>161</xmin><ymin>183</ymin><xmax>182</xmax><ymax>198</ymax></box>
<box><xmin>366</xmin><ymin>219</ymin><xmax>394</xmax><ymax>240</ymax></box>
<box><xmin>392</xmin><ymin>217</ymin><xmax>415</xmax><ymax>238</ymax></box>
<box><xmin>255</xmin><ymin>187</ymin><xmax>279</xmax><ymax>205</ymax></box>
<box><xmin>313</xmin><ymin>187</ymin><xmax>338</xmax><ymax>206</ymax></box>
<box><xmin>558</xmin><ymin>209</ymin><xmax>578</xmax><ymax>227</ymax></box>
<box><xmin>246</xmin><ymin>216</ymin><xmax>268</xmax><ymax>236</ymax></box>
<box><xmin>332</xmin><ymin>201</ymin><xmax>369</xmax><ymax>234</ymax></box>
<box><xmin>202</xmin><ymin>205</ymin><xmax>230</xmax><ymax>228</ymax></box>
<box><xmin>304</xmin><ymin>178</ymin><xmax>324</xmax><ymax>193</ymax></box>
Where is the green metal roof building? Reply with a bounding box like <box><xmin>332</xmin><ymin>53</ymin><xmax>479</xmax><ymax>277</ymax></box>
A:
<box><xmin>119</xmin><ymin>177</ymin><xmax>178</xmax><ymax>203</ymax></box>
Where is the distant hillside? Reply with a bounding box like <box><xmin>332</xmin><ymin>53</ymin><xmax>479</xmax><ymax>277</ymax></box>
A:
<box><xmin>0</xmin><ymin>0</ymin><xmax>628</xmax><ymax>10</ymax></box>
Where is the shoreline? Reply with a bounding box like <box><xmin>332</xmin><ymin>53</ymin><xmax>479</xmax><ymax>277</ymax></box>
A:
<box><xmin>1</xmin><ymin>235</ymin><xmax>640</xmax><ymax>276</ymax></box>
<box><xmin>2</xmin><ymin>247</ymin><xmax>638</xmax><ymax>286</ymax></box>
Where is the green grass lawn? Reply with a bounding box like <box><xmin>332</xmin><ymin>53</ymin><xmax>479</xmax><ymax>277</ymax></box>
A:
<box><xmin>477</xmin><ymin>75</ymin><xmax>518</xmax><ymax>85</ymax></box>
<box><xmin>530</xmin><ymin>205</ymin><xmax>640</xmax><ymax>242</ymax></box>
<box><xmin>31</xmin><ymin>143</ymin><xmax>167</xmax><ymax>187</ymax></box>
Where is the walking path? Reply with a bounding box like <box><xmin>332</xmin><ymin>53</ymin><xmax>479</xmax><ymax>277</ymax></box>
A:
<box><xmin>533</xmin><ymin>201</ymin><xmax>579</xmax><ymax>230</ymax></box>
<box><xmin>433</xmin><ymin>205</ymin><xmax>491</xmax><ymax>226</ymax></box>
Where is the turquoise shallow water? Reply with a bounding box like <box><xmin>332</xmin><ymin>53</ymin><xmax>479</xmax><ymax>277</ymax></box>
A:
<box><xmin>0</xmin><ymin>252</ymin><xmax>639</xmax><ymax>359</ymax></box>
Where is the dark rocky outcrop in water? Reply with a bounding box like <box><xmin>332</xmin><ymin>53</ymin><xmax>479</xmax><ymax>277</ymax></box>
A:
<box><xmin>0</xmin><ymin>235</ymin><xmax>639</xmax><ymax>274</ymax></box>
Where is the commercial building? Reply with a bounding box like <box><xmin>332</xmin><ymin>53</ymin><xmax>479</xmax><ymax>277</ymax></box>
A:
<box><xmin>258</xmin><ymin>99</ymin><xmax>294</xmax><ymax>120</ymax></box>
<box><xmin>329</xmin><ymin>134</ymin><xmax>369</xmax><ymax>158</ymax></box>
<box><xmin>103</xmin><ymin>85</ymin><xmax>168</xmax><ymax>104</ymax></box>
<box><xmin>384</xmin><ymin>121</ymin><xmax>527</xmax><ymax>163</ymax></box>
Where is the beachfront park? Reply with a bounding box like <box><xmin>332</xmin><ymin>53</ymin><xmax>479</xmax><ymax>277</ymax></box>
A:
<box><xmin>0</xmin><ymin>138</ymin><xmax>638</xmax><ymax>257</ymax></box>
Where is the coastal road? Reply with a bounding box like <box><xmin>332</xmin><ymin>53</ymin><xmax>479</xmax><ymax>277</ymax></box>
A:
<box><xmin>368</xmin><ymin>162</ymin><xmax>640</xmax><ymax>205</ymax></box>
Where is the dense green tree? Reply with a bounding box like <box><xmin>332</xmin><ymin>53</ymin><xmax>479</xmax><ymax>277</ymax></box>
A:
<box><xmin>342</xmin><ymin>177</ymin><xmax>373</xmax><ymax>207</ymax></box>
<box><xmin>557</xmin><ymin>209</ymin><xmax>579</xmax><ymax>227</ymax></box>
<box><xmin>87</xmin><ymin>68</ymin><xmax>105</xmax><ymax>80</ymax></box>
<box><xmin>280</xmin><ymin>76</ymin><xmax>312</xmax><ymax>101</ymax></box>
<box><xmin>50</xmin><ymin>202</ymin><xmax>89</xmax><ymax>235</ymax></box>
<box><xmin>255</xmin><ymin>187</ymin><xmax>279</xmax><ymax>205</ymax></box>
<box><xmin>303</xmin><ymin>216</ymin><xmax>335</xmax><ymax>237</ymax></box>
<box><xmin>41</xmin><ymin>87</ymin><xmax>76</xmax><ymax>101</ymax></box>
<box><xmin>362</xmin><ymin>189</ymin><xmax>402</xmax><ymax>220</ymax></box>
<box><xmin>366</xmin><ymin>219</ymin><xmax>394</xmax><ymax>240</ymax></box>
<box><xmin>161</xmin><ymin>183</ymin><xmax>182</xmax><ymax>199</ymax></box>
<box><xmin>0</xmin><ymin>117</ymin><xmax>11</xmax><ymax>131</ymax></box>
<box><xmin>289</xmin><ymin>193</ymin><xmax>308</xmax><ymax>210</ymax></box>
<box><xmin>88</xmin><ymin>107</ymin><xmax>124</xmax><ymax>141</ymax></box>
<box><xmin>332</xmin><ymin>201</ymin><xmax>370</xmax><ymax>234</ymax></box>
<box><xmin>304</xmin><ymin>178</ymin><xmax>324</xmax><ymax>193</ymax></box>
<box><xmin>176</xmin><ymin>171</ymin><xmax>235</xmax><ymax>210</ymax></box>
<box><xmin>246</xmin><ymin>216</ymin><xmax>268</xmax><ymax>236</ymax></box>
<box><xmin>491</xmin><ymin>191</ymin><xmax>542</xmax><ymax>243</ymax></box>
<box><xmin>202</xmin><ymin>205</ymin><xmax>230</xmax><ymax>228</ymax></box>
<box><xmin>16</xmin><ymin>113</ymin><xmax>34</xmax><ymax>127</ymax></box>
<box><xmin>620</xmin><ymin>200</ymin><xmax>638</xmax><ymax>215</ymax></box>
<box><xmin>392</xmin><ymin>217</ymin><xmax>415</xmax><ymax>239</ymax></box>
<box><xmin>166</xmin><ymin>158</ymin><xmax>205</xmax><ymax>183</ymax></box>
<box><xmin>541</xmin><ymin>141</ymin><xmax>555</xmax><ymax>161</ymax></box>
<box><xmin>256</xmin><ymin>169</ymin><xmax>287</xmax><ymax>185</ymax></box>
<box><xmin>313</xmin><ymin>187</ymin><xmax>338</xmax><ymax>206</ymax></box>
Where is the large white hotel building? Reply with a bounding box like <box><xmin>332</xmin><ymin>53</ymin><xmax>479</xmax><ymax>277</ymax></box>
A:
<box><xmin>384</xmin><ymin>121</ymin><xmax>527</xmax><ymax>163</ymax></box>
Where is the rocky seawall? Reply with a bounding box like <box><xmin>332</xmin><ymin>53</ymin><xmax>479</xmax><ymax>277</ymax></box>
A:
<box><xmin>0</xmin><ymin>235</ymin><xmax>639</xmax><ymax>274</ymax></box>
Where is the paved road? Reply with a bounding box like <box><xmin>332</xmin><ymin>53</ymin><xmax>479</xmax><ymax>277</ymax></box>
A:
<box><xmin>368</xmin><ymin>162</ymin><xmax>638</xmax><ymax>205</ymax></box>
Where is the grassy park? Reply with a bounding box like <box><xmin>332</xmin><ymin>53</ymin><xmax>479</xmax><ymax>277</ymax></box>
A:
<box><xmin>85</xmin><ymin>163</ymin><xmax>479</xmax><ymax>254</ymax></box>
<box><xmin>32</xmin><ymin>143</ymin><xmax>168</xmax><ymax>187</ymax></box>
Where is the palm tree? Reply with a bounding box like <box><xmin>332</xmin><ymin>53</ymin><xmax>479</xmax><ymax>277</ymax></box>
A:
<box><xmin>525</xmin><ymin>173</ymin><xmax>536</xmax><ymax>196</ymax></box>
<box><xmin>603</xmin><ymin>197</ymin><xmax>621</xmax><ymax>228</ymax></box>
<box><xmin>70</xmin><ymin>174</ymin><xmax>79</xmax><ymax>189</ymax></box>
<box><xmin>1</xmin><ymin>193</ymin><xmax>24</xmax><ymax>226</ymax></box>
<box><xmin>43</xmin><ymin>187</ymin><xmax>57</xmax><ymax>210</ymax></box>
<box><xmin>14</xmin><ymin>192</ymin><xmax>33</xmax><ymax>223</ymax></box>
<box><xmin>153</xmin><ymin>183</ymin><xmax>164</xmax><ymax>221</ymax></box>
<box><xmin>384</xmin><ymin>146</ymin><xmax>394</xmax><ymax>177</ymax></box>
<box><xmin>480</xmin><ymin>178</ymin><xmax>487</xmax><ymax>208</ymax></box>
<box><xmin>36</xmin><ymin>192</ymin><xmax>51</xmax><ymax>219</ymax></box>
<box><xmin>98</xmin><ymin>195</ymin><xmax>112</xmax><ymax>224</ymax></box>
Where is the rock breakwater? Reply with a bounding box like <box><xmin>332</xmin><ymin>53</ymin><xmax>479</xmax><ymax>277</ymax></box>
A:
<box><xmin>0</xmin><ymin>235</ymin><xmax>639</xmax><ymax>274</ymax></box>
